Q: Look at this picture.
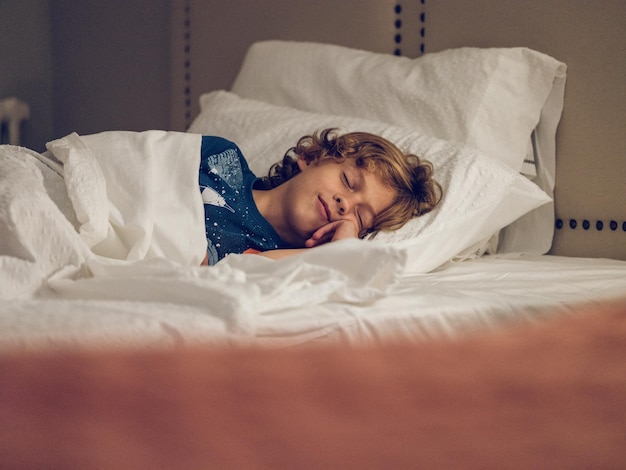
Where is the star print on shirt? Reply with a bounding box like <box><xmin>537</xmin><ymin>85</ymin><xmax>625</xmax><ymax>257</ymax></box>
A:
<box><xmin>200</xmin><ymin>185</ymin><xmax>235</xmax><ymax>212</ymax></box>
<box><xmin>204</xmin><ymin>149</ymin><xmax>243</xmax><ymax>187</ymax></box>
<box><xmin>199</xmin><ymin>136</ymin><xmax>288</xmax><ymax>265</ymax></box>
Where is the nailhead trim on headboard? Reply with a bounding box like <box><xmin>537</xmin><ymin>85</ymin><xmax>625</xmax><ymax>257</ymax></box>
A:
<box><xmin>393</xmin><ymin>4</ymin><xmax>403</xmax><ymax>56</ymax></box>
<box><xmin>183</xmin><ymin>0</ymin><xmax>192</xmax><ymax>129</ymax></box>
<box><xmin>555</xmin><ymin>218</ymin><xmax>626</xmax><ymax>233</ymax></box>
<box><xmin>394</xmin><ymin>1</ymin><xmax>426</xmax><ymax>57</ymax></box>
<box><xmin>420</xmin><ymin>0</ymin><xmax>426</xmax><ymax>55</ymax></box>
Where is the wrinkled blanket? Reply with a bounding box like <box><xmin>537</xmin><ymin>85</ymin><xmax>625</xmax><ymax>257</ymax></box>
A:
<box><xmin>0</xmin><ymin>132</ymin><xmax>406</xmax><ymax>339</ymax></box>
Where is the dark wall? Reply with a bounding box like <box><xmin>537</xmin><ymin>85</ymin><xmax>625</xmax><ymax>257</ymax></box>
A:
<box><xmin>0</xmin><ymin>0</ymin><xmax>171</xmax><ymax>151</ymax></box>
<box><xmin>0</xmin><ymin>0</ymin><xmax>55</xmax><ymax>151</ymax></box>
<box><xmin>51</xmin><ymin>0</ymin><xmax>171</xmax><ymax>140</ymax></box>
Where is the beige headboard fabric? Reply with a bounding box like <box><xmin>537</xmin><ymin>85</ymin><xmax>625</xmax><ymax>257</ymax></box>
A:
<box><xmin>425</xmin><ymin>1</ymin><xmax>625</xmax><ymax>260</ymax></box>
<box><xmin>171</xmin><ymin>0</ymin><xmax>625</xmax><ymax>260</ymax></box>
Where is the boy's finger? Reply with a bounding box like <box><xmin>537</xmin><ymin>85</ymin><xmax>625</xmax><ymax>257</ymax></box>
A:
<box><xmin>305</xmin><ymin>231</ymin><xmax>333</xmax><ymax>247</ymax></box>
<box><xmin>310</xmin><ymin>221</ymin><xmax>339</xmax><ymax>240</ymax></box>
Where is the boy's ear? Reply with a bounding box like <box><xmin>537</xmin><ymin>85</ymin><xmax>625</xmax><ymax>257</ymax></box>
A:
<box><xmin>296</xmin><ymin>155</ymin><xmax>311</xmax><ymax>171</ymax></box>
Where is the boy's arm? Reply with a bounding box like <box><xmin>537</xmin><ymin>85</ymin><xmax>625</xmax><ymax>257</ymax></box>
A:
<box><xmin>257</xmin><ymin>219</ymin><xmax>359</xmax><ymax>260</ymax></box>
<box><xmin>200</xmin><ymin>220</ymin><xmax>358</xmax><ymax>264</ymax></box>
<box><xmin>255</xmin><ymin>248</ymin><xmax>309</xmax><ymax>260</ymax></box>
<box><xmin>199</xmin><ymin>248</ymin><xmax>298</xmax><ymax>264</ymax></box>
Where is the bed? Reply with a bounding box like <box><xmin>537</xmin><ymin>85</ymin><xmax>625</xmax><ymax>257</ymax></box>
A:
<box><xmin>1</xmin><ymin>1</ymin><xmax>625</xmax><ymax>466</ymax></box>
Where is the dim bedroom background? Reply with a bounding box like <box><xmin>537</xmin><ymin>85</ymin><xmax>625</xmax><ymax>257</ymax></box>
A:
<box><xmin>1</xmin><ymin>1</ymin><xmax>625</xmax><ymax>466</ymax></box>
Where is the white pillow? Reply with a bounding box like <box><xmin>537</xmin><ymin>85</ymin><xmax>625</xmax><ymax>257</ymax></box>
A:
<box><xmin>188</xmin><ymin>91</ymin><xmax>551</xmax><ymax>273</ymax></box>
<box><xmin>232</xmin><ymin>41</ymin><xmax>566</xmax><ymax>172</ymax></box>
<box><xmin>231</xmin><ymin>41</ymin><xmax>567</xmax><ymax>255</ymax></box>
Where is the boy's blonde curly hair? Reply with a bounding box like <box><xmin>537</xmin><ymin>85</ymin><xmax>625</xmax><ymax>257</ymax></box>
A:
<box><xmin>259</xmin><ymin>128</ymin><xmax>442</xmax><ymax>238</ymax></box>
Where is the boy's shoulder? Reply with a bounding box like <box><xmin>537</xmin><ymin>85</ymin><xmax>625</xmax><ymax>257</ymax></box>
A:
<box><xmin>200</xmin><ymin>135</ymin><xmax>255</xmax><ymax>183</ymax></box>
<box><xmin>201</xmin><ymin>135</ymin><xmax>240</xmax><ymax>154</ymax></box>
<box><xmin>201</xmin><ymin>135</ymin><xmax>250</xmax><ymax>169</ymax></box>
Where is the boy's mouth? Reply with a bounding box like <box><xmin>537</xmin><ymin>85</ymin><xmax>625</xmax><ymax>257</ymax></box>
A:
<box><xmin>318</xmin><ymin>195</ymin><xmax>331</xmax><ymax>222</ymax></box>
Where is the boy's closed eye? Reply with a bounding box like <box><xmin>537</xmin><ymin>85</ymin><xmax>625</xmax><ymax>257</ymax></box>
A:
<box><xmin>342</xmin><ymin>172</ymin><xmax>353</xmax><ymax>189</ymax></box>
<box><xmin>341</xmin><ymin>172</ymin><xmax>365</xmax><ymax>230</ymax></box>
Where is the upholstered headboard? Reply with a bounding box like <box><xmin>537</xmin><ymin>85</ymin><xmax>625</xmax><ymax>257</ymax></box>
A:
<box><xmin>170</xmin><ymin>0</ymin><xmax>625</xmax><ymax>260</ymax></box>
<box><xmin>424</xmin><ymin>1</ymin><xmax>625</xmax><ymax>261</ymax></box>
<box><xmin>169</xmin><ymin>0</ymin><xmax>425</xmax><ymax>129</ymax></box>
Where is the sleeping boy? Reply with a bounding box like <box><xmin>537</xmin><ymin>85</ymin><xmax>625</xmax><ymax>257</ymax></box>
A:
<box><xmin>199</xmin><ymin>128</ymin><xmax>441</xmax><ymax>265</ymax></box>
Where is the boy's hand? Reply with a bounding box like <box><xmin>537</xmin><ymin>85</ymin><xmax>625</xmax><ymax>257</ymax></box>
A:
<box><xmin>304</xmin><ymin>219</ymin><xmax>359</xmax><ymax>248</ymax></box>
<box><xmin>252</xmin><ymin>221</ymin><xmax>358</xmax><ymax>261</ymax></box>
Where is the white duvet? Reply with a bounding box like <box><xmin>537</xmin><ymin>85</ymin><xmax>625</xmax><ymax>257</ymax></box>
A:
<box><xmin>0</xmin><ymin>132</ymin><xmax>405</xmax><ymax>343</ymax></box>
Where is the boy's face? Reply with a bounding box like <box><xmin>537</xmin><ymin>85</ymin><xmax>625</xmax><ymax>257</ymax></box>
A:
<box><xmin>280</xmin><ymin>157</ymin><xmax>396</xmax><ymax>245</ymax></box>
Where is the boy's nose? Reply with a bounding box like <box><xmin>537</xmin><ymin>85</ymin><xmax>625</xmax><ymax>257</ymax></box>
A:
<box><xmin>335</xmin><ymin>195</ymin><xmax>347</xmax><ymax>215</ymax></box>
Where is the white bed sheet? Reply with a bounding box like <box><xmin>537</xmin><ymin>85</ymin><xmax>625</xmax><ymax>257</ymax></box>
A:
<box><xmin>255</xmin><ymin>254</ymin><xmax>626</xmax><ymax>347</ymax></box>
<box><xmin>1</xmin><ymin>254</ymin><xmax>625</xmax><ymax>352</ymax></box>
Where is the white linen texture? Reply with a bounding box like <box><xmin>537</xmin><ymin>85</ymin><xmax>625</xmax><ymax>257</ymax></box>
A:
<box><xmin>232</xmin><ymin>41</ymin><xmax>566</xmax><ymax>174</ymax></box>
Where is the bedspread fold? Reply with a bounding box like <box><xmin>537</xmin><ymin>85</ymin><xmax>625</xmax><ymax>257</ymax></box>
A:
<box><xmin>46</xmin><ymin>131</ymin><xmax>207</xmax><ymax>265</ymax></box>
